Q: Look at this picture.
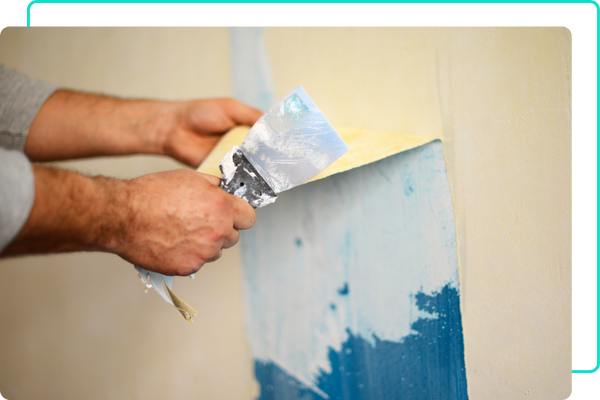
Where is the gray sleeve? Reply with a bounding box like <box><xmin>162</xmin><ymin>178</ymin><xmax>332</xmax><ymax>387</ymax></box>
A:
<box><xmin>0</xmin><ymin>65</ymin><xmax>57</xmax><ymax>251</ymax></box>
<box><xmin>0</xmin><ymin>148</ymin><xmax>35</xmax><ymax>252</ymax></box>
<box><xmin>0</xmin><ymin>64</ymin><xmax>59</xmax><ymax>151</ymax></box>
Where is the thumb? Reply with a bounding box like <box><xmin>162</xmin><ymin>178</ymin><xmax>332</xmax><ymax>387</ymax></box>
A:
<box><xmin>198</xmin><ymin>171</ymin><xmax>256</xmax><ymax>229</ymax></box>
<box><xmin>231</xmin><ymin>195</ymin><xmax>256</xmax><ymax>231</ymax></box>
<box><xmin>223</xmin><ymin>99</ymin><xmax>263</xmax><ymax>126</ymax></box>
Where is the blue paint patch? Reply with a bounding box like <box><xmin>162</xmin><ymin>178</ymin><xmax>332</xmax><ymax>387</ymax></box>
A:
<box><xmin>254</xmin><ymin>284</ymin><xmax>467</xmax><ymax>400</ymax></box>
<box><xmin>255</xmin><ymin>360</ymin><xmax>326</xmax><ymax>400</ymax></box>
<box><xmin>295</xmin><ymin>238</ymin><xmax>303</xmax><ymax>248</ymax></box>
<box><xmin>241</xmin><ymin>141</ymin><xmax>466</xmax><ymax>398</ymax></box>
<box><xmin>337</xmin><ymin>283</ymin><xmax>349</xmax><ymax>296</ymax></box>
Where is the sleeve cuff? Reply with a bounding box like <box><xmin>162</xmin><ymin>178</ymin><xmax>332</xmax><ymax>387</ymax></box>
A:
<box><xmin>0</xmin><ymin>65</ymin><xmax>59</xmax><ymax>151</ymax></box>
<box><xmin>0</xmin><ymin>148</ymin><xmax>35</xmax><ymax>252</ymax></box>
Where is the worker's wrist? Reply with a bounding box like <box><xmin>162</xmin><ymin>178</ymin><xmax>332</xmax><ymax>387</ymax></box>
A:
<box><xmin>29</xmin><ymin>90</ymin><xmax>183</xmax><ymax>159</ymax></box>
<box><xmin>88</xmin><ymin>175</ymin><xmax>135</xmax><ymax>254</ymax></box>
<box><xmin>127</xmin><ymin>100</ymin><xmax>183</xmax><ymax>157</ymax></box>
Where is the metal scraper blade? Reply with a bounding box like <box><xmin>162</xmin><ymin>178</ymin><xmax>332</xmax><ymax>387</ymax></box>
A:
<box><xmin>239</xmin><ymin>85</ymin><xmax>349</xmax><ymax>194</ymax></box>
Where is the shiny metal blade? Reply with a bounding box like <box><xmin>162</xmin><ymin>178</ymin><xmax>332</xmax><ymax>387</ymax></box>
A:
<box><xmin>240</xmin><ymin>85</ymin><xmax>348</xmax><ymax>194</ymax></box>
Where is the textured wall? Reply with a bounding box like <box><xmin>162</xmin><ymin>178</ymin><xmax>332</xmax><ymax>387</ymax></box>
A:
<box><xmin>261</xmin><ymin>27</ymin><xmax>571</xmax><ymax>399</ymax></box>
<box><xmin>0</xmin><ymin>27</ymin><xmax>571</xmax><ymax>399</ymax></box>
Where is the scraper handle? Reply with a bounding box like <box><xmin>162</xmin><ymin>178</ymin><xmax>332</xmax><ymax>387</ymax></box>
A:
<box><xmin>219</xmin><ymin>147</ymin><xmax>277</xmax><ymax>209</ymax></box>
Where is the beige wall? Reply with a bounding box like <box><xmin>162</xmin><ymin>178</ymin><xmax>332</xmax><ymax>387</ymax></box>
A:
<box><xmin>0</xmin><ymin>27</ymin><xmax>571</xmax><ymax>399</ymax></box>
<box><xmin>261</xmin><ymin>27</ymin><xmax>571</xmax><ymax>399</ymax></box>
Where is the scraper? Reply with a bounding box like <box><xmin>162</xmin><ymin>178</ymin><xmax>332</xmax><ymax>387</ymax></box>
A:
<box><xmin>218</xmin><ymin>85</ymin><xmax>348</xmax><ymax>207</ymax></box>
<box><xmin>136</xmin><ymin>85</ymin><xmax>349</xmax><ymax>321</ymax></box>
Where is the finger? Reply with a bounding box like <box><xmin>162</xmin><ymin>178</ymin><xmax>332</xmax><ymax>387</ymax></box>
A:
<box><xmin>230</xmin><ymin>196</ymin><xmax>256</xmax><ymax>231</ymax></box>
<box><xmin>197</xmin><ymin>172</ymin><xmax>222</xmax><ymax>186</ymax></box>
<box><xmin>223</xmin><ymin>99</ymin><xmax>263</xmax><ymax>127</ymax></box>
<box><xmin>166</xmin><ymin>130</ymin><xmax>220</xmax><ymax>167</ymax></box>
<box><xmin>222</xmin><ymin>229</ymin><xmax>240</xmax><ymax>249</ymax></box>
<box><xmin>182</xmin><ymin>263</ymin><xmax>204</xmax><ymax>276</ymax></box>
<box><xmin>206</xmin><ymin>248</ymin><xmax>223</xmax><ymax>263</ymax></box>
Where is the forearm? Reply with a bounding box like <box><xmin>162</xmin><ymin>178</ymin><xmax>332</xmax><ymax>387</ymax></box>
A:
<box><xmin>25</xmin><ymin>90</ymin><xmax>175</xmax><ymax>162</ymax></box>
<box><xmin>1</xmin><ymin>165</ymin><xmax>255</xmax><ymax>276</ymax></box>
<box><xmin>1</xmin><ymin>165</ymin><xmax>129</xmax><ymax>256</ymax></box>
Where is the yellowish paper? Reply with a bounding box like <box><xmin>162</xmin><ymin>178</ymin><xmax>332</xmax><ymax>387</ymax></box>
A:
<box><xmin>198</xmin><ymin>126</ymin><xmax>436</xmax><ymax>181</ymax></box>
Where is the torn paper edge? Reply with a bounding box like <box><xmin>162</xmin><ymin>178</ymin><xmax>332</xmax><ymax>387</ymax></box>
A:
<box><xmin>135</xmin><ymin>266</ymin><xmax>198</xmax><ymax>322</ymax></box>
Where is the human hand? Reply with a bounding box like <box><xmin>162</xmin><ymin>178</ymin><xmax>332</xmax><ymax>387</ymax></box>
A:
<box><xmin>26</xmin><ymin>91</ymin><xmax>261</xmax><ymax>165</ymax></box>
<box><xmin>114</xmin><ymin>169</ymin><xmax>256</xmax><ymax>276</ymax></box>
<box><xmin>1</xmin><ymin>166</ymin><xmax>254</xmax><ymax>276</ymax></box>
<box><xmin>157</xmin><ymin>98</ymin><xmax>263</xmax><ymax>167</ymax></box>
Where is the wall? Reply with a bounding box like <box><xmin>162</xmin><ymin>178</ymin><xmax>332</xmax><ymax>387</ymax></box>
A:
<box><xmin>260</xmin><ymin>27</ymin><xmax>571</xmax><ymax>399</ymax></box>
<box><xmin>435</xmin><ymin>28</ymin><xmax>571</xmax><ymax>399</ymax></box>
<box><xmin>0</xmin><ymin>27</ymin><xmax>571</xmax><ymax>399</ymax></box>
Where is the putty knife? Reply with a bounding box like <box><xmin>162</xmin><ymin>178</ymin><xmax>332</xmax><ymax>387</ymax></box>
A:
<box><xmin>219</xmin><ymin>85</ymin><xmax>349</xmax><ymax>207</ymax></box>
<box><xmin>136</xmin><ymin>85</ymin><xmax>348</xmax><ymax>321</ymax></box>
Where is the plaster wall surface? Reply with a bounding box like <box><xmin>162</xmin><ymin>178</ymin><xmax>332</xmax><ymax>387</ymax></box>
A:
<box><xmin>0</xmin><ymin>27</ymin><xmax>571</xmax><ymax>400</ymax></box>
<box><xmin>262</xmin><ymin>27</ymin><xmax>571</xmax><ymax>399</ymax></box>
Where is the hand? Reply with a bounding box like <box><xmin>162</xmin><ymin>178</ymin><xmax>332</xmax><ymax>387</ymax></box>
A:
<box><xmin>158</xmin><ymin>98</ymin><xmax>262</xmax><ymax>167</ymax></box>
<box><xmin>115</xmin><ymin>169</ymin><xmax>256</xmax><ymax>276</ymax></box>
<box><xmin>26</xmin><ymin>91</ymin><xmax>262</xmax><ymax>166</ymax></box>
<box><xmin>2</xmin><ymin>166</ymin><xmax>255</xmax><ymax>277</ymax></box>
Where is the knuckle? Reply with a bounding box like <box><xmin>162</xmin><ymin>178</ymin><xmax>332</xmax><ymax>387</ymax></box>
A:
<box><xmin>211</xmin><ymin>192</ymin><xmax>233</xmax><ymax>214</ymax></box>
<box><xmin>209</xmin><ymin>225</ymin><xmax>229</xmax><ymax>243</ymax></box>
